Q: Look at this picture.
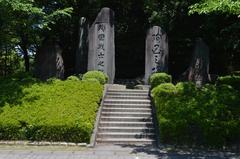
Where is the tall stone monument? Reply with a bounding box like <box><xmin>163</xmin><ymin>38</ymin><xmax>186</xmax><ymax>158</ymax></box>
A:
<box><xmin>35</xmin><ymin>38</ymin><xmax>64</xmax><ymax>80</ymax></box>
<box><xmin>75</xmin><ymin>17</ymin><xmax>89</xmax><ymax>74</ymax></box>
<box><xmin>187</xmin><ymin>38</ymin><xmax>210</xmax><ymax>87</ymax></box>
<box><xmin>88</xmin><ymin>8</ymin><xmax>115</xmax><ymax>83</ymax></box>
<box><xmin>144</xmin><ymin>26</ymin><xmax>169</xmax><ymax>84</ymax></box>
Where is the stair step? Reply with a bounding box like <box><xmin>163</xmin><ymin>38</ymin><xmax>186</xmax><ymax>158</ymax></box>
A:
<box><xmin>101</xmin><ymin>116</ymin><xmax>152</xmax><ymax>122</ymax></box>
<box><xmin>103</xmin><ymin>103</ymin><xmax>151</xmax><ymax>108</ymax></box>
<box><xmin>97</xmin><ymin>132</ymin><xmax>155</xmax><ymax>139</ymax></box>
<box><xmin>108</xmin><ymin>89</ymin><xmax>149</xmax><ymax>93</ymax></box>
<box><xmin>98</xmin><ymin>127</ymin><xmax>155</xmax><ymax>133</ymax></box>
<box><xmin>107</xmin><ymin>92</ymin><xmax>149</xmax><ymax>96</ymax></box>
<box><xmin>96</xmin><ymin>138</ymin><xmax>155</xmax><ymax>145</ymax></box>
<box><xmin>106</xmin><ymin>95</ymin><xmax>149</xmax><ymax>99</ymax></box>
<box><xmin>102</xmin><ymin>107</ymin><xmax>151</xmax><ymax>112</ymax></box>
<box><xmin>104</xmin><ymin>99</ymin><xmax>151</xmax><ymax>104</ymax></box>
<box><xmin>99</xmin><ymin>121</ymin><xmax>153</xmax><ymax>127</ymax></box>
<box><xmin>101</xmin><ymin>112</ymin><xmax>152</xmax><ymax>117</ymax></box>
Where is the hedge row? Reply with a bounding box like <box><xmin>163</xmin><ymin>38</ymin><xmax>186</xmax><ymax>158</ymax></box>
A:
<box><xmin>0</xmin><ymin>73</ymin><xmax>103</xmax><ymax>143</ymax></box>
<box><xmin>150</xmin><ymin>73</ymin><xmax>240</xmax><ymax>148</ymax></box>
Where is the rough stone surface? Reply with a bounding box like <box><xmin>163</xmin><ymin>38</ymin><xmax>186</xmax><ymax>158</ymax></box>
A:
<box><xmin>75</xmin><ymin>17</ymin><xmax>89</xmax><ymax>75</ymax></box>
<box><xmin>88</xmin><ymin>8</ymin><xmax>115</xmax><ymax>83</ymax></box>
<box><xmin>144</xmin><ymin>26</ymin><xmax>168</xmax><ymax>84</ymax></box>
<box><xmin>35</xmin><ymin>38</ymin><xmax>64</xmax><ymax>80</ymax></box>
<box><xmin>188</xmin><ymin>38</ymin><xmax>210</xmax><ymax>87</ymax></box>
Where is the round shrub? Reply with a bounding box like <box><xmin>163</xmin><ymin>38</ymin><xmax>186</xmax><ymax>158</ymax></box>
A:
<box><xmin>151</xmin><ymin>83</ymin><xmax>176</xmax><ymax>98</ymax></box>
<box><xmin>82</xmin><ymin>78</ymin><xmax>100</xmax><ymax>85</ymax></box>
<box><xmin>82</xmin><ymin>71</ymin><xmax>108</xmax><ymax>85</ymax></box>
<box><xmin>67</xmin><ymin>76</ymin><xmax>80</xmax><ymax>81</ymax></box>
<box><xmin>149</xmin><ymin>73</ymin><xmax>172</xmax><ymax>88</ymax></box>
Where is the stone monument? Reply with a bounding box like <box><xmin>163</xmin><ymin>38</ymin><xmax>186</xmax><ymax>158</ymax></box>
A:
<box><xmin>75</xmin><ymin>17</ymin><xmax>89</xmax><ymax>75</ymax></box>
<box><xmin>35</xmin><ymin>38</ymin><xmax>64</xmax><ymax>80</ymax></box>
<box><xmin>187</xmin><ymin>38</ymin><xmax>210</xmax><ymax>87</ymax></box>
<box><xmin>88</xmin><ymin>7</ymin><xmax>115</xmax><ymax>84</ymax></box>
<box><xmin>144</xmin><ymin>26</ymin><xmax>168</xmax><ymax>84</ymax></box>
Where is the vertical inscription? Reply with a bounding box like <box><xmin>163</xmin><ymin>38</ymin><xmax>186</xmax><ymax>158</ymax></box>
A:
<box><xmin>96</xmin><ymin>23</ymin><xmax>107</xmax><ymax>72</ymax></box>
<box><xmin>151</xmin><ymin>28</ymin><xmax>164</xmax><ymax>72</ymax></box>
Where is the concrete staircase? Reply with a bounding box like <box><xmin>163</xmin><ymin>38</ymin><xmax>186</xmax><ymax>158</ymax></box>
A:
<box><xmin>96</xmin><ymin>86</ymin><xmax>156</xmax><ymax>145</ymax></box>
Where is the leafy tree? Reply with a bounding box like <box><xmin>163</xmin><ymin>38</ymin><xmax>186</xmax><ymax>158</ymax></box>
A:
<box><xmin>0</xmin><ymin>0</ymin><xmax>72</xmax><ymax>72</ymax></box>
<box><xmin>189</xmin><ymin>0</ymin><xmax>240</xmax><ymax>16</ymax></box>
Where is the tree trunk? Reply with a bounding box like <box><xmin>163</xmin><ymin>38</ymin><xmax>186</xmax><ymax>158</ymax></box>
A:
<box><xmin>20</xmin><ymin>45</ymin><xmax>30</xmax><ymax>72</ymax></box>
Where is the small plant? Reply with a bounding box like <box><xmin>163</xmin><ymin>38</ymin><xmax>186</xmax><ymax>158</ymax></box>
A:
<box><xmin>82</xmin><ymin>71</ymin><xmax>108</xmax><ymax>85</ymax></box>
<box><xmin>149</xmin><ymin>72</ymin><xmax>172</xmax><ymax>88</ymax></box>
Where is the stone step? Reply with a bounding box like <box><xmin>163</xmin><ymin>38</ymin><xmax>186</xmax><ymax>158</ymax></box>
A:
<box><xmin>101</xmin><ymin>112</ymin><xmax>152</xmax><ymax>117</ymax></box>
<box><xmin>96</xmin><ymin>138</ymin><xmax>155</xmax><ymax>145</ymax></box>
<box><xmin>101</xmin><ymin>116</ymin><xmax>152</xmax><ymax>122</ymax></box>
<box><xmin>103</xmin><ymin>103</ymin><xmax>151</xmax><ymax>108</ymax></box>
<box><xmin>106</xmin><ymin>95</ymin><xmax>149</xmax><ymax>99</ymax></box>
<box><xmin>97</xmin><ymin>132</ymin><xmax>155</xmax><ymax>139</ymax></box>
<box><xmin>108</xmin><ymin>89</ymin><xmax>149</xmax><ymax>93</ymax></box>
<box><xmin>104</xmin><ymin>99</ymin><xmax>151</xmax><ymax>104</ymax></box>
<box><xmin>98</xmin><ymin>127</ymin><xmax>155</xmax><ymax>133</ymax></box>
<box><xmin>102</xmin><ymin>107</ymin><xmax>151</xmax><ymax>113</ymax></box>
<box><xmin>107</xmin><ymin>92</ymin><xmax>149</xmax><ymax>96</ymax></box>
<box><xmin>99</xmin><ymin>121</ymin><xmax>153</xmax><ymax>127</ymax></box>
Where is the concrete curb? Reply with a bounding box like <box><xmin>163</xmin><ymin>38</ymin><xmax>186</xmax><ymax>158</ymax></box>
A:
<box><xmin>0</xmin><ymin>140</ymin><xmax>87</xmax><ymax>147</ymax></box>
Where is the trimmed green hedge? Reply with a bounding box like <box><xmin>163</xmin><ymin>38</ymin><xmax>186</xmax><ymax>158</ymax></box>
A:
<box><xmin>0</xmin><ymin>75</ymin><xmax>103</xmax><ymax>143</ymax></box>
<box><xmin>82</xmin><ymin>71</ymin><xmax>108</xmax><ymax>85</ymax></box>
<box><xmin>149</xmin><ymin>73</ymin><xmax>172</xmax><ymax>88</ymax></box>
<box><xmin>152</xmin><ymin>82</ymin><xmax>240</xmax><ymax>147</ymax></box>
<box><xmin>217</xmin><ymin>75</ymin><xmax>240</xmax><ymax>91</ymax></box>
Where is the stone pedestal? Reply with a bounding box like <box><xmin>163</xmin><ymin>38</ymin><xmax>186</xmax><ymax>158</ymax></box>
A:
<box><xmin>144</xmin><ymin>26</ymin><xmax>168</xmax><ymax>84</ymax></box>
<box><xmin>88</xmin><ymin>8</ymin><xmax>115</xmax><ymax>83</ymax></box>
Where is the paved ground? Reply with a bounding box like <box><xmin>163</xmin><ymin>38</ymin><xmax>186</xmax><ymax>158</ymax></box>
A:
<box><xmin>0</xmin><ymin>144</ymin><xmax>239</xmax><ymax>159</ymax></box>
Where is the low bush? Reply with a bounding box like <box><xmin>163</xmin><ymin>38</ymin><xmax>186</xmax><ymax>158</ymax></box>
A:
<box><xmin>152</xmin><ymin>82</ymin><xmax>240</xmax><ymax>148</ymax></box>
<box><xmin>82</xmin><ymin>71</ymin><xmax>108</xmax><ymax>85</ymax></box>
<box><xmin>149</xmin><ymin>73</ymin><xmax>172</xmax><ymax>88</ymax></box>
<box><xmin>217</xmin><ymin>75</ymin><xmax>240</xmax><ymax>91</ymax></box>
<box><xmin>0</xmin><ymin>76</ymin><xmax>103</xmax><ymax>143</ymax></box>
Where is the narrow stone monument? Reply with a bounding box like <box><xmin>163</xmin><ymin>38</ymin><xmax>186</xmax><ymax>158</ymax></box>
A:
<box><xmin>35</xmin><ymin>38</ymin><xmax>64</xmax><ymax>80</ymax></box>
<box><xmin>144</xmin><ymin>26</ymin><xmax>169</xmax><ymax>84</ymax></box>
<box><xmin>88</xmin><ymin>7</ymin><xmax>115</xmax><ymax>83</ymax></box>
<box><xmin>187</xmin><ymin>38</ymin><xmax>210</xmax><ymax>87</ymax></box>
<box><xmin>75</xmin><ymin>17</ymin><xmax>89</xmax><ymax>75</ymax></box>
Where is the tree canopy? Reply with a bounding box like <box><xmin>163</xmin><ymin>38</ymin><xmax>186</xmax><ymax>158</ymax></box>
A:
<box><xmin>0</xmin><ymin>0</ymin><xmax>239</xmax><ymax>78</ymax></box>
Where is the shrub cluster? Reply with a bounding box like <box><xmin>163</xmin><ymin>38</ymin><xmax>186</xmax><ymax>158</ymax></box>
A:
<box><xmin>149</xmin><ymin>73</ymin><xmax>172</xmax><ymax>88</ymax></box>
<box><xmin>0</xmin><ymin>74</ymin><xmax>103</xmax><ymax>143</ymax></box>
<box><xmin>82</xmin><ymin>71</ymin><xmax>108</xmax><ymax>85</ymax></box>
<box><xmin>217</xmin><ymin>75</ymin><xmax>240</xmax><ymax>91</ymax></box>
<box><xmin>152</xmin><ymin>82</ymin><xmax>240</xmax><ymax>148</ymax></box>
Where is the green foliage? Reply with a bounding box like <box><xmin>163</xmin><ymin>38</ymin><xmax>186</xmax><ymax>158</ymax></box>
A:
<box><xmin>217</xmin><ymin>75</ymin><xmax>240</xmax><ymax>91</ymax></box>
<box><xmin>189</xmin><ymin>0</ymin><xmax>240</xmax><ymax>16</ymax></box>
<box><xmin>149</xmin><ymin>73</ymin><xmax>172</xmax><ymax>88</ymax></box>
<box><xmin>152</xmin><ymin>82</ymin><xmax>240</xmax><ymax>147</ymax></box>
<box><xmin>82</xmin><ymin>71</ymin><xmax>108</xmax><ymax>85</ymax></box>
<box><xmin>0</xmin><ymin>75</ymin><xmax>103</xmax><ymax>143</ymax></box>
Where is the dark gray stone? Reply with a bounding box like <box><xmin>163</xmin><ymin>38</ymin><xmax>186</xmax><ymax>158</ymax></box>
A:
<box><xmin>75</xmin><ymin>17</ymin><xmax>89</xmax><ymax>75</ymax></box>
<box><xmin>88</xmin><ymin>8</ymin><xmax>115</xmax><ymax>84</ymax></box>
<box><xmin>144</xmin><ymin>26</ymin><xmax>168</xmax><ymax>84</ymax></box>
<box><xmin>35</xmin><ymin>39</ymin><xmax>64</xmax><ymax>80</ymax></box>
<box><xmin>188</xmin><ymin>38</ymin><xmax>210</xmax><ymax>87</ymax></box>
